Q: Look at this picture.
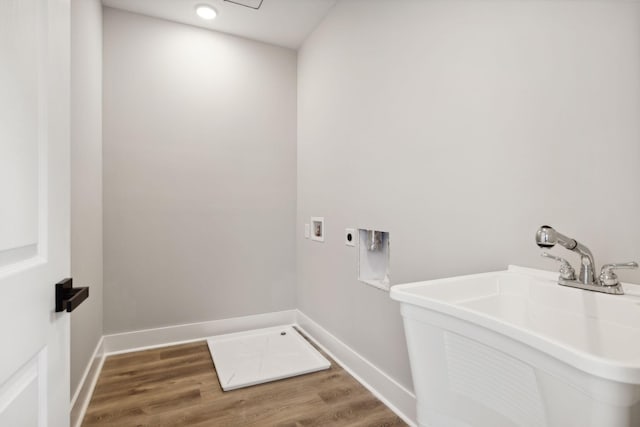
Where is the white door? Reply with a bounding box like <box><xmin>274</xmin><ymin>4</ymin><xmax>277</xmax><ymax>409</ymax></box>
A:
<box><xmin>0</xmin><ymin>0</ymin><xmax>71</xmax><ymax>425</ymax></box>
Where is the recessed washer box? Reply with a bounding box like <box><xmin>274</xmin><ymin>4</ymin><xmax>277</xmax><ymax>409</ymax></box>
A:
<box><xmin>358</xmin><ymin>229</ymin><xmax>390</xmax><ymax>290</ymax></box>
<box><xmin>207</xmin><ymin>325</ymin><xmax>330</xmax><ymax>391</ymax></box>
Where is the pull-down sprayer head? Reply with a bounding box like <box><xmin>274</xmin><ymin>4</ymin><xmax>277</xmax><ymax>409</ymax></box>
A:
<box><xmin>535</xmin><ymin>225</ymin><xmax>578</xmax><ymax>250</ymax></box>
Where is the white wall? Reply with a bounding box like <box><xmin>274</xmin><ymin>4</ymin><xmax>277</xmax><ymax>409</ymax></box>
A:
<box><xmin>70</xmin><ymin>0</ymin><xmax>103</xmax><ymax>397</ymax></box>
<box><xmin>103</xmin><ymin>8</ymin><xmax>298</xmax><ymax>334</ymax></box>
<box><xmin>297</xmin><ymin>0</ymin><xmax>640</xmax><ymax>392</ymax></box>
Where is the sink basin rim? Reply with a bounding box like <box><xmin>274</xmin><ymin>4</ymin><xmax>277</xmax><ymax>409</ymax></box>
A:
<box><xmin>390</xmin><ymin>265</ymin><xmax>640</xmax><ymax>384</ymax></box>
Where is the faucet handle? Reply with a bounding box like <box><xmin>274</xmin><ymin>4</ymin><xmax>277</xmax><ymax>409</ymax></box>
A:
<box><xmin>541</xmin><ymin>252</ymin><xmax>576</xmax><ymax>280</ymax></box>
<box><xmin>599</xmin><ymin>262</ymin><xmax>639</xmax><ymax>287</ymax></box>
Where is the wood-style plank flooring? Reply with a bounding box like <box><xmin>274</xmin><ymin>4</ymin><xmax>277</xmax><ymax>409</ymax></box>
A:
<box><xmin>82</xmin><ymin>333</ymin><xmax>407</xmax><ymax>426</ymax></box>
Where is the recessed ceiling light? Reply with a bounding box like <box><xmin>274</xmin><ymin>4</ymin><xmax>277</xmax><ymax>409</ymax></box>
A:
<box><xmin>195</xmin><ymin>4</ymin><xmax>217</xmax><ymax>20</ymax></box>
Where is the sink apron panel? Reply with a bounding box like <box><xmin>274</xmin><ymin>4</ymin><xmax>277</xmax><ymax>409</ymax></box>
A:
<box><xmin>400</xmin><ymin>304</ymin><xmax>640</xmax><ymax>427</ymax></box>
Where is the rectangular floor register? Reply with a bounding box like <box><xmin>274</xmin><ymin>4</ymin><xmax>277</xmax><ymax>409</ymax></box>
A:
<box><xmin>206</xmin><ymin>325</ymin><xmax>331</xmax><ymax>391</ymax></box>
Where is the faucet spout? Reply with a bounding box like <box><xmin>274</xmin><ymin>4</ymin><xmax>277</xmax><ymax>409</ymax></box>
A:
<box><xmin>573</xmin><ymin>242</ymin><xmax>596</xmax><ymax>285</ymax></box>
<box><xmin>535</xmin><ymin>225</ymin><xmax>596</xmax><ymax>285</ymax></box>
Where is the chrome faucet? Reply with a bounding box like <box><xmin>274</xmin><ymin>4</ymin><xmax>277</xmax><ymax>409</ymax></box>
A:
<box><xmin>535</xmin><ymin>225</ymin><xmax>638</xmax><ymax>295</ymax></box>
<box><xmin>536</xmin><ymin>225</ymin><xmax>597</xmax><ymax>285</ymax></box>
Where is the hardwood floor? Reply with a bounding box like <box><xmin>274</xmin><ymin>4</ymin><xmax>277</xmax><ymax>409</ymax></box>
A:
<box><xmin>82</xmin><ymin>334</ymin><xmax>408</xmax><ymax>426</ymax></box>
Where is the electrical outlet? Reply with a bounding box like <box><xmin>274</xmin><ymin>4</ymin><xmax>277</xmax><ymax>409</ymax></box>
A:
<box><xmin>345</xmin><ymin>228</ymin><xmax>355</xmax><ymax>246</ymax></box>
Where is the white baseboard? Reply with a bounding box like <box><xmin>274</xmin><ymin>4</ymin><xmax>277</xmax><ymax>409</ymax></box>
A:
<box><xmin>295</xmin><ymin>310</ymin><xmax>417</xmax><ymax>427</ymax></box>
<box><xmin>102</xmin><ymin>310</ymin><xmax>297</xmax><ymax>355</ymax></box>
<box><xmin>71</xmin><ymin>309</ymin><xmax>417</xmax><ymax>427</ymax></box>
<box><xmin>70</xmin><ymin>337</ymin><xmax>105</xmax><ymax>427</ymax></box>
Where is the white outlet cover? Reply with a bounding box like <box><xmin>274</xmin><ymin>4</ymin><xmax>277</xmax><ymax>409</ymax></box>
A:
<box><xmin>345</xmin><ymin>228</ymin><xmax>355</xmax><ymax>246</ymax></box>
<box><xmin>304</xmin><ymin>223</ymin><xmax>310</xmax><ymax>239</ymax></box>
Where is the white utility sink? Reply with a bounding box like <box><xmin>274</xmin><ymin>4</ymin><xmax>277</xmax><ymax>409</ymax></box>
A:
<box><xmin>391</xmin><ymin>266</ymin><xmax>640</xmax><ymax>427</ymax></box>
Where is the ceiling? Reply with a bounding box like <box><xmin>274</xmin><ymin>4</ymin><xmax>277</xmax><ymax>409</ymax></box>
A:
<box><xmin>102</xmin><ymin>0</ymin><xmax>337</xmax><ymax>49</ymax></box>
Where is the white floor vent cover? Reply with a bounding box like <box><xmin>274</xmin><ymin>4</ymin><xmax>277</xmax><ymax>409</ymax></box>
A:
<box><xmin>206</xmin><ymin>325</ymin><xmax>331</xmax><ymax>391</ymax></box>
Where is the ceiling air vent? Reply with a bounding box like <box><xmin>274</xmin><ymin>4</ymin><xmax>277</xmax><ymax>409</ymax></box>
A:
<box><xmin>223</xmin><ymin>0</ymin><xmax>264</xmax><ymax>10</ymax></box>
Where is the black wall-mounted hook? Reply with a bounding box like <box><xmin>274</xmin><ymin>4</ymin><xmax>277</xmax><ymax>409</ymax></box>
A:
<box><xmin>55</xmin><ymin>278</ymin><xmax>89</xmax><ymax>313</ymax></box>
